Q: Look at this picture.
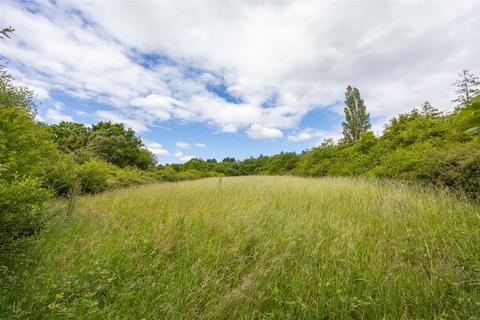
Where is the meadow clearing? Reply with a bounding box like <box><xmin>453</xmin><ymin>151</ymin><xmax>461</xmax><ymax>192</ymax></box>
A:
<box><xmin>1</xmin><ymin>176</ymin><xmax>479</xmax><ymax>319</ymax></box>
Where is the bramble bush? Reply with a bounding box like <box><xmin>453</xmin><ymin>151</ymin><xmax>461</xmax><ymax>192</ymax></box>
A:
<box><xmin>0</xmin><ymin>177</ymin><xmax>52</xmax><ymax>249</ymax></box>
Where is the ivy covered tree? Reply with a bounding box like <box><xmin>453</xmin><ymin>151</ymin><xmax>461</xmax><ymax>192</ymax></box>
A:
<box><xmin>341</xmin><ymin>86</ymin><xmax>371</xmax><ymax>143</ymax></box>
<box><xmin>452</xmin><ymin>69</ymin><xmax>480</xmax><ymax>108</ymax></box>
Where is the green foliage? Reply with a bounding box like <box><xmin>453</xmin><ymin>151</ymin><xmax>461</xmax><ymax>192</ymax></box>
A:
<box><xmin>178</xmin><ymin>169</ymin><xmax>208</xmax><ymax>180</ymax></box>
<box><xmin>457</xmin><ymin>96</ymin><xmax>480</xmax><ymax>135</ymax></box>
<box><xmin>0</xmin><ymin>67</ymin><xmax>36</xmax><ymax>114</ymax></box>
<box><xmin>290</xmin><ymin>106</ymin><xmax>479</xmax><ymax>198</ymax></box>
<box><xmin>88</xmin><ymin>122</ymin><xmax>156</xmax><ymax>169</ymax></box>
<box><xmin>43</xmin><ymin>154</ymin><xmax>79</xmax><ymax>196</ymax></box>
<box><xmin>0</xmin><ymin>177</ymin><xmax>52</xmax><ymax>249</ymax></box>
<box><xmin>50</xmin><ymin>121</ymin><xmax>158</xmax><ymax>170</ymax></box>
<box><xmin>261</xmin><ymin>152</ymin><xmax>299</xmax><ymax>174</ymax></box>
<box><xmin>237</xmin><ymin>156</ymin><xmax>267</xmax><ymax>175</ymax></box>
<box><xmin>183</xmin><ymin>158</ymin><xmax>211</xmax><ymax>172</ymax></box>
<box><xmin>341</xmin><ymin>86</ymin><xmax>371</xmax><ymax>143</ymax></box>
<box><xmin>0</xmin><ymin>67</ymin><xmax>60</xmax><ymax>247</ymax></box>
<box><xmin>153</xmin><ymin>166</ymin><xmax>182</xmax><ymax>182</ymax></box>
<box><xmin>108</xmin><ymin>166</ymin><xmax>156</xmax><ymax>189</ymax></box>
<box><xmin>434</xmin><ymin>143</ymin><xmax>480</xmax><ymax>198</ymax></box>
<box><xmin>77</xmin><ymin>160</ymin><xmax>113</xmax><ymax>194</ymax></box>
<box><xmin>77</xmin><ymin>160</ymin><xmax>157</xmax><ymax>194</ymax></box>
<box><xmin>50</xmin><ymin>121</ymin><xmax>90</xmax><ymax>153</ymax></box>
<box><xmin>0</xmin><ymin>106</ymin><xmax>59</xmax><ymax>181</ymax></box>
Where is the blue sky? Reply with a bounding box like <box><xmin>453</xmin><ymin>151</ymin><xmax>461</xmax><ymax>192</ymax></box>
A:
<box><xmin>1</xmin><ymin>0</ymin><xmax>479</xmax><ymax>163</ymax></box>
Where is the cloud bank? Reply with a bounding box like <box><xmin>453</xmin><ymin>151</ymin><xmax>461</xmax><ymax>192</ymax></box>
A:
<box><xmin>1</xmin><ymin>0</ymin><xmax>478</xmax><ymax>141</ymax></box>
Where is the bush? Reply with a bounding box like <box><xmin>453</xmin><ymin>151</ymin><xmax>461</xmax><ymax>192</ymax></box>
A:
<box><xmin>77</xmin><ymin>160</ymin><xmax>156</xmax><ymax>194</ymax></box>
<box><xmin>43</xmin><ymin>154</ymin><xmax>79</xmax><ymax>196</ymax></box>
<box><xmin>77</xmin><ymin>160</ymin><xmax>112</xmax><ymax>194</ymax></box>
<box><xmin>109</xmin><ymin>166</ymin><xmax>156</xmax><ymax>188</ymax></box>
<box><xmin>435</xmin><ymin>143</ymin><xmax>480</xmax><ymax>198</ymax></box>
<box><xmin>0</xmin><ymin>106</ymin><xmax>59</xmax><ymax>181</ymax></box>
<box><xmin>178</xmin><ymin>169</ymin><xmax>206</xmax><ymax>181</ymax></box>
<box><xmin>153</xmin><ymin>166</ymin><xmax>182</xmax><ymax>182</ymax></box>
<box><xmin>0</xmin><ymin>177</ymin><xmax>52</xmax><ymax>249</ymax></box>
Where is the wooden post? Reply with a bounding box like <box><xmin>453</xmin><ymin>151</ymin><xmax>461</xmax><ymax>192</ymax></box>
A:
<box><xmin>66</xmin><ymin>180</ymin><xmax>80</xmax><ymax>218</ymax></box>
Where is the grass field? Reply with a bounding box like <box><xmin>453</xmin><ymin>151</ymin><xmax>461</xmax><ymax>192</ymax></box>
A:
<box><xmin>1</xmin><ymin>176</ymin><xmax>480</xmax><ymax>319</ymax></box>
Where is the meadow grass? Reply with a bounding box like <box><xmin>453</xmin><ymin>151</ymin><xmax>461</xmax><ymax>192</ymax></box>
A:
<box><xmin>1</xmin><ymin>176</ymin><xmax>479</xmax><ymax>319</ymax></box>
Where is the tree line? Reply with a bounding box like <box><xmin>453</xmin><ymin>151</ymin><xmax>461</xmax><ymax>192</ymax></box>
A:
<box><xmin>162</xmin><ymin>70</ymin><xmax>479</xmax><ymax>199</ymax></box>
<box><xmin>1</xmin><ymin>57</ymin><xmax>479</xmax><ymax>249</ymax></box>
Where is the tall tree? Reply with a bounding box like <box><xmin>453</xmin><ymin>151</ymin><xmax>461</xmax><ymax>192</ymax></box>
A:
<box><xmin>341</xmin><ymin>86</ymin><xmax>371</xmax><ymax>143</ymax></box>
<box><xmin>88</xmin><ymin>121</ymin><xmax>156</xmax><ymax>169</ymax></box>
<box><xmin>50</xmin><ymin>121</ymin><xmax>90</xmax><ymax>153</ymax></box>
<box><xmin>452</xmin><ymin>69</ymin><xmax>480</xmax><ymax>108</ymax></box>
<box><xmin>420</xmin><ymin>101</ymin><xmax>440</xmax><ymax>117</ymax></box>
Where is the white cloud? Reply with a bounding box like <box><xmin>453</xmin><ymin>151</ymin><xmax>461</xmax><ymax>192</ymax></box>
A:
<box><xmin>246</xmin><ymin>124</ymin><xmax>283</xmax><ymax>140</ymax></box>
<box><xmin>52</xmin><ymin>101</ymin><xmax>64</xmax><ymax>110</ymax></box>
<box><xmin>174</xmin><ymin>151</ymin><xmax>194</xmax><ymax>162</ymax></box>
<box><xmin>0</xmin><ymin>0</ymin><xmax>478</xmax><ymax>139</ymax></box>
<box><xmin>45</xmin><ymin>108</ymin><xmax>72</xmax><ymax>123</ymax></box>
<box><xmin>145</xmin><ymin>142</ymin><xmax>169</xmax><ymax>156</ymax></box>
<box><xmin>95</xmin><ymin>110</ymin><xmax>148</xmax><ymax>133</ymax></box>
<box><xmin>288</xmin><ymin>127</ymin><xmax>342</xmax><ymax>144</ymax></box>
<box><xmin>221</xmin><ymin>123</ymin><xmax>238</xmax><ymax>133</ymax></box>
<box><xmin>75</xmin><ymin>110</ymin><xmax>88</xmax><ymax>116</ymax></box>
<box><xmin>176</xmin><ymin>141</ymin><xmax>191</xmax><ymax>149</ymax></box>
<box><xmin>194</xmin><ymin>143</ymin><xmax>206</xmax><ymax>148</ymax></box>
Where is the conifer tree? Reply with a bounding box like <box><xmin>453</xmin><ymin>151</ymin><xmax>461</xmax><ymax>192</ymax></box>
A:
<box><xmin>452</xmin><ymin>69</ymin><xmax>480</xmax><ymax>108</ymax></box>
<box><xmin>420</xmin><ymin>101</ymin><xmax>440</xmax><ymax>117</ymax></box>
<box><xmin>341</xmin><ymin>86</ymin><xmax>371</xmax><ymax>143</ymax></box>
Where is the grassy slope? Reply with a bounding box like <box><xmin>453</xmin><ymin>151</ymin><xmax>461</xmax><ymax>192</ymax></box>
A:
<box><xmin>1</xmin><ymin>176</ymin><xmax>479</xmax><ymax>319</ymax></box>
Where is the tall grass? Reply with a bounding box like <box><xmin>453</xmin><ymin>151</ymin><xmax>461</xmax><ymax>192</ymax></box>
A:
<box><xmin>1</xmin><ymin>176</ymin><xmax>479</xmax><ymax>319</ymax></box>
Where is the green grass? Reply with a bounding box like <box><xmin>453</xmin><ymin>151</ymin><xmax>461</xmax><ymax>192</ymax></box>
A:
<box><xmin>1</xmin><ymin>176</ymin><xmax>480</xmax><ymax>319</ymax></box>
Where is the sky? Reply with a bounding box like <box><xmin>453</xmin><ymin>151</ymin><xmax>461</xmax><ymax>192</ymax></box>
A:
<box><xmin>0</xmin><ymin>0</ymin><xmax>479</xmax><ymax>164</ymax></box>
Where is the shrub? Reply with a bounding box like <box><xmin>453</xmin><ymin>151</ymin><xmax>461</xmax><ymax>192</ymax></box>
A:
<box><xmin>109</xmin><ymin>166</ymin><xmax>156</xmax><ymax>188</ymax></box>
<box><xmin>77</xmin><ymin>160</ymin><xmax>112</xmax><ymax>194</ymax></box>
<box><xmin>0</xmin><ymin>177</ymin><xmax>52</xmax><ymax>249</ymax></box>
<box><xmin>178</xmin><ymin>169</ymin><xmax>206</xmax><ymax>181</ymax></box>
<box><xmin>153</xmin><ymin>166</ymin><xmax>182</xmax><ymax>182</ymax></box>
<box><xmin>43</xmin><ymin>154</ymin><xmax>79</xmax><ymax>196</ymax></box>
<box><xmin>0</xmin><ymin>106</ymin><xmax>59</xmax><ymax>181</ymax></box>
<box><xmin>435</xmin><ymin>143</ymin><xmax>480</xmax><ymax>198</ymax></box>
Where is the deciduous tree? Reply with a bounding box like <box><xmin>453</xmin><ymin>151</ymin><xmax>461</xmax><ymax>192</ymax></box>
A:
<box><xmin>341</xmin><ymin>86</ymin><xmax>371</xmax><ymax>143</ymax></box>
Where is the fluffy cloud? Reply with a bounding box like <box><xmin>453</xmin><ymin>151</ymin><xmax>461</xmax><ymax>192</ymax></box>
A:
<box><xmin>176</xmin><ymin>141</ymin><xmax>191</xmax><ymax>149</ymax></box>
<box><xmin>1</xmin><ymin>0</ymin><xmax>478</xmax><ymax>140</ymax></box>
<box><xmin>45</xmin><ymin>108</ymin><xmax>72</xmax><ymax>123</ymax></box>
<box><xmin>194</xmin><ymin>143</ymin><xmax>206</xmax><ymax>148</ymax></box>
<box><xmin>44</xmin><ymin>101</ymin><xmax>72</xmax><ymax>123</ymax></box>
<box><xmin>246</xmin><ymin>125</ymin><xmax>283</xmax><ymax>140</ymax></box>
<box><xmin>95</xmin><ymin>110</ymin><xmax>148</xmax><ymax>133</ymax></box>
<box><xmin>175</xmin><ymin>151</ymin><xmax>195</xmax><ymax>162</ymax></box>
<box><xmin>288</xmin><ymin>128</ymin><xmax>325</xmax><ymax>142</ymax></box>
<box><xmin>287</xmin><ymin>128</ymin><xmax>342</xmax><ymax>143</ymax></box>
<box><xmin>145</xmin><ymin>142</ymin><xmax>169</xmax><ymax>156</ymax></box>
